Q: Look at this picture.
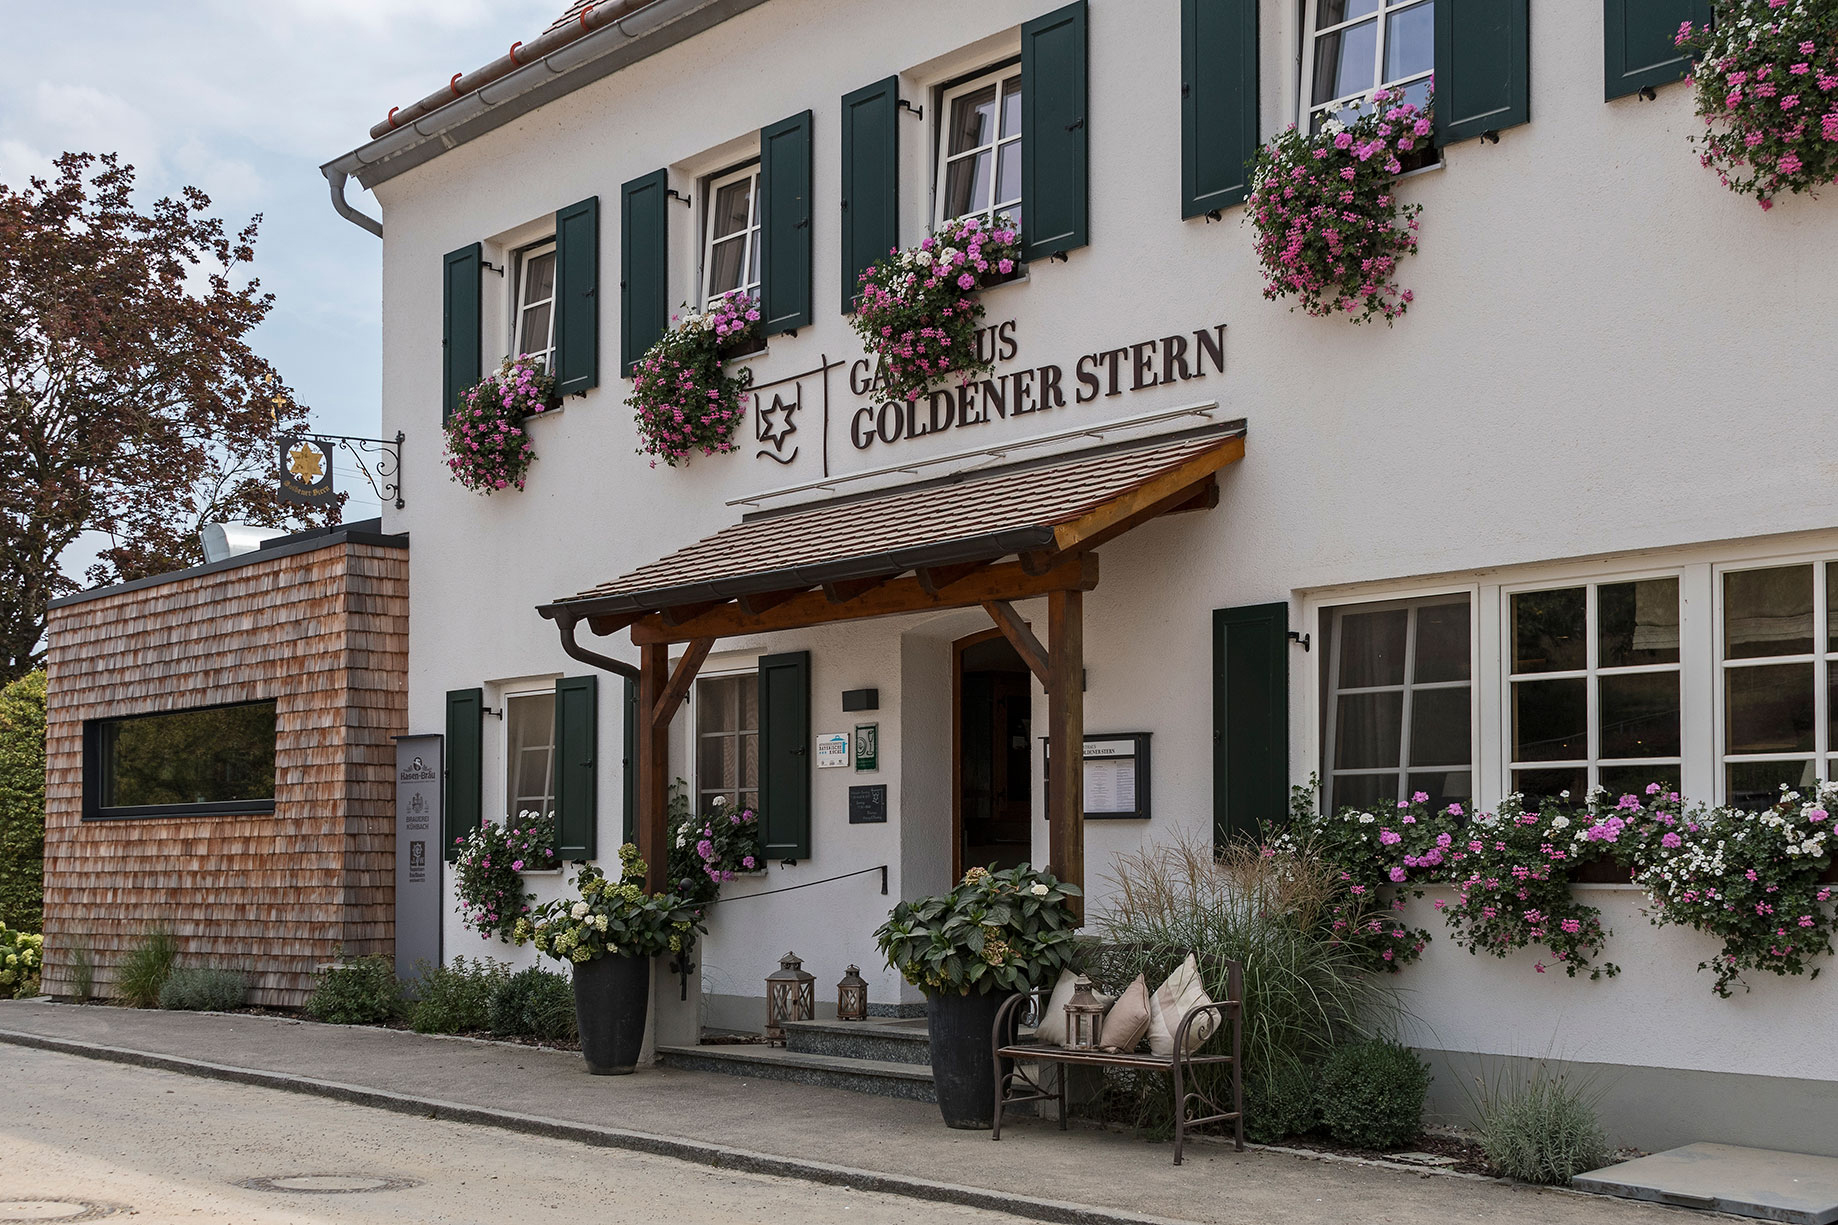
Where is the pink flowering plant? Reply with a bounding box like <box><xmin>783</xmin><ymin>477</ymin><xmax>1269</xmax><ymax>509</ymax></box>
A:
<box><xmin>442</xmin><ymin>355</ymin><xmax>556</xmax><ymax>494</ymax></box>
<box><xmin>452</xmin><ymin>812</ymin><xmax>559</xmax><ymax>942</ymax></box>
<box><xmin>1614</xmin><ymin>783</ymin><xmax>1837</xmax><ymax>997</ymax></box>
<box><xmin>628</xmin><ymin>290</ymin><xmax>759</xmax><ymax>468</ymax></box>
<box><xmin>848</xmin><ymin>213</ymin><xmax>1021</xmax><ymax>408</ymax></box>
<box><xmin>1245</xmin><ymin>88</ymin><xmax>1429</xmax><ymax>324</ymax></box>
<box><xmin>1677</xmin><ymin>0</ymin><xmax>1838</xmax><ymax>209</ymax></box>
<box><xmin>665</xmin><ymin>783</ymin><xmax>762</xmax><ymax>908</ymax></box>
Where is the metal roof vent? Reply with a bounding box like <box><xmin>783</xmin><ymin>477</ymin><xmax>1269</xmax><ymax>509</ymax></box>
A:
<box><xmin>200</xmin><ymin>522</ymin><xmax>289</xmax><ymax>563</ymax></box>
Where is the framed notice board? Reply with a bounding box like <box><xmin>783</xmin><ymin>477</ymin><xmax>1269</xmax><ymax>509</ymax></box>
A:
<box><xmin>1042</xmin><ymin>733</ymin><xmax>1152</xmax><ymax>821</ymax></box>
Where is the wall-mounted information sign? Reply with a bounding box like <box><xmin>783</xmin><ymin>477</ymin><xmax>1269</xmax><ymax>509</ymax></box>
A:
<box><xmin>393</xmin><ymin>734</ymin><xmax>443</xmax><ymax>983</ymax></box>
<box><xmin>1042</xmin><ymin>733</ymin><xmax>1152</xmax><ymax>821</ymax></box>
<box><xmin>854</xmin><ymin>723</ymin><xmax>879</xmax><ymax>772</ymax></box>
<box><xmin>816</xmin><ymin>732</ymin><xmax>850</xmax><ymax>768</ymax></box>
<box><xmin>849</xmin><ymin>784</ymin><xmax>888</xmax><ymax>824</ymax></box>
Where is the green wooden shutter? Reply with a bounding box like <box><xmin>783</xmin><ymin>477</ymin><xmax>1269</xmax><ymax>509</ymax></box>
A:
<box><xmin>1021</xmin><ymin>0</ymin><xmax>1090</xmax><ymax>261</ymax></box>
<box><xmin>442</xmin><ymin>244</ymin><xmax>482</xmax><ymax>423</ymax></box>
<box><xmin>759</xmin><ymin>651</ymin><xmax>811</xmax><ymax>861</ymax></box>
<box><xmin>620</xmin><ymin>169</ymin><xmax>669</xmax><ymax>376</ymax></box>
<box><xmin>760</xmin><ymin>110</ymin><xmax>815</xmax><ymax>334</ymax></box>
<box><xmin>553</xmin><ymin>196</ymin><xmax>600</xmax><ymax>396</ymax></box>
<box><xmin>840</xmin><ymin>77</ymin><xmax>899</xmax><ymax>314</ymax></box>
<box><xmin>1181</xmin><ymin>0</ymin><xmax>1259</xmax><ymax>217</ymax></box>
<box><xmin>552</xmin><ymin>675</ymin><xmax>598</xmax><ymax>861</ymax></box>
<box><xmin>1212</xmin><ymin>604</ymin><xmax>1288</xmax><ymax>847</ymax></box>
<box><xmin>622</xmin><ymin>677</ymin><xmax>637</xmax><ymax>846</ymax></box>
<box><xmin>444</xmin><ymin>688</ymin><xmax>483</xmax><ymax>862</ymax></box>
<box><xmin>1434</xmin><ymin>0</ymin><xmax>1530</xmax><ymax>145</ymax></box>
<box><xmin>1604</xmin><ymin>0</ymin><xmax>1710</xmax><ymax>100</ymax></box>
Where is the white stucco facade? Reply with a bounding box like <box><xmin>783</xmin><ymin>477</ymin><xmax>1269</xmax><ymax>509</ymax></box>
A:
<box><xmin>352</xmin><ymin>0</ymin><xmax>1838</xmax><ymax>1151</ymax></box>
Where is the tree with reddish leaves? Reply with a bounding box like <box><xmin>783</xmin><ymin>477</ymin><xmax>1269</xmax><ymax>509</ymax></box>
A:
<box><xmin>0</xmin><ymin>152</ymin><xmax>339</xmax><ymax>681</ymax></box>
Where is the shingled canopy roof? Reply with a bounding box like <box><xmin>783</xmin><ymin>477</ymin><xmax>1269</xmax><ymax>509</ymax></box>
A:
<box><xmin>538</xmin><ymin>421</ymin><xmax>1246</xmax><ymax>644</ymax></box>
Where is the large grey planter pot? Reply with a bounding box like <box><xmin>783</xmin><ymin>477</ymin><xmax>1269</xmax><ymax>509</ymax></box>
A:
<box><xmin>927</xmin><ymin>990</ymin><xmax>1011</xmax><ymax>1129</ymax></box>
<box><xmin>572</xmin><ymin>953</ymin><xmax>650</xmax><ymax>1075</ymax></box>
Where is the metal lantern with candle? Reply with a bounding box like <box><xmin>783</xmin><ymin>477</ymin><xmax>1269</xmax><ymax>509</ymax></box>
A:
<box><xmin>1064</xmin><ymin>974</ymin><xmax>1105</xmax><ymax>1051</ymax></box>
<box><xmin>837</xmin><ymin>965</ymin><xmax>869</xmax><ymax>1021</ymax></box>
<box><xmin>765</xmin><ymin>951</ymin><xmax>816</xmax><ymax>1044</ymax></box>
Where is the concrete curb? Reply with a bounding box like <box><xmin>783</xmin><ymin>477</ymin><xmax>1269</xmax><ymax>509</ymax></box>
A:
<box><xmin>0</xmin><ymin>1026</ymin><xmax>1195</xmax><ymax>1225</ymax></box>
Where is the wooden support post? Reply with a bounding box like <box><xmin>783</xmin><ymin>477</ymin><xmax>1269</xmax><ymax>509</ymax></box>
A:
<box><xmin>1046</xmin><ymin>588</ymin><xmax>1084</xmax><ymax>923</ymax></box>
<box><xmin>636</xmin><ymin>641</ymin><xmax>671</xmax><ymax>894</ymax></box>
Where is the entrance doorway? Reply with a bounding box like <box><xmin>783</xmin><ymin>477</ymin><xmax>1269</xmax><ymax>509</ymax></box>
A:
<box><xmin>954</xmin><ymin>629</ymin><xmax>1034</xmax><ymax>877</ymax></box>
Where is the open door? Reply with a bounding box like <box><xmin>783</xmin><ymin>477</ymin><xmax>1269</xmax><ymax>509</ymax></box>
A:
<box><xmin>954</xmin><ymin>629</ymin><xmax>1035</xmax><ymax>878</ymax></box>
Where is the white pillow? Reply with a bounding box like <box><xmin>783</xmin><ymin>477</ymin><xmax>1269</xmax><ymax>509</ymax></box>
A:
<box><xmin>1146</xmin><ymin>954</ymin><xmax>1217</xmax><ymax>1057</ymax></box>
<box><xmin>1030</xmin><ymin>969</ymin><xmax>1112</xmax><ymax>1047</ymax></box>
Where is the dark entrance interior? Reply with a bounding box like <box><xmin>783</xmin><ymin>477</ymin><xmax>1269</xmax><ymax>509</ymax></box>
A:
<box><xmin>955</xmin><ymin>630</ymin><xmax>1034</xmax><ymax>876</ymax></box>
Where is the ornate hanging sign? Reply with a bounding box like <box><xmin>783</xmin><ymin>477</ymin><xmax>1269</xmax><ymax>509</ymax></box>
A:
<box><xmin>279</xmin><ymin>437</ymin><xmax>336</xmax><ymax>507</ymax></box>
<box><xmin>276</xmin><ymin>431</ymin><xmax>406</xmax><ymax>510</ymax></box>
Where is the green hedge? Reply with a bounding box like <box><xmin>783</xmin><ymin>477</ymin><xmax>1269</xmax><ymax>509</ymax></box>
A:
<box><xmin>0</xmin><ymin>671</ymin><xmax>46</xmax><ymax>932</ymax></box>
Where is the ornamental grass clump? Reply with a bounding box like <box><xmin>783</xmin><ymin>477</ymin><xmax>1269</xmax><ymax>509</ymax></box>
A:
<box><xmin>1098</xmin><ymin>837</ymin><xmax>1395</xmax><ymax>1140</ymax></box>
<box><xmin>1678</xmin><ymin>0</ymin><xmax>1838</xmax><ymax>209</ymax></box>
<box><xmin>849</xmin><ymin>213</ymin><xmax>1021</xmax><ymax>408</ymax></box>
<box><xmin>1246</xmin><ymin>88</ymin><xmax>1428</xmax><ymax>323</ymax></box>
<box><xmin>116</xmin><ymin>925</ymin><xmax>179</xmax><ymax>1008</ymax></box>
<box><xmin>628</xmin><ymin>290</ymin><xmax>758</xmax><ymax>467</ymax></box>
<box><xmin>453</xmin><ymin>813</ymin><xmax>558</xmax><ymax>942</ymax></box>
<box><xmin>1614</xmin><ymin>783</ymin><xmax>1836</xmax><ymax>997</ymax></box>
<box><xmin>1474</xmin><ymin>1064</ymin><xmax>1609</xmax><ymax>1185</ymax></box>
<box><xmin>874</xmin><ymin>862</ymin><xmax>1081</xmax><ymax>996</ymax></box>
<box><xmin>520</xmin><ymin>845</ymin><xmax>702</xmax><ymax>963</ymax></box>
<box><xmin>442</xmin><ymin>355</ymin><xmax>556</xmax><ymax>493</ymax></box>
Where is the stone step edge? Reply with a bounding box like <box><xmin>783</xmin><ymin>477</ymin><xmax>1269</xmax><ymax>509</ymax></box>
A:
<box><xmin>778</xmin><ymin>1019</ymin><xmax>931</xmax><ymax>1043</ymax></box>
<box><xmin>658</xmin><ymin>1044</ymin><xmax>934</xmax><ymax>1082</ymax></box>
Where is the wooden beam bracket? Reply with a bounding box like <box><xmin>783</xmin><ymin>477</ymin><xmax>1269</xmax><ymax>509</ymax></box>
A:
<box><xmin>982</xmin><ymin>600</ymin><xmax>1051</xmax><ymax>689</ymax></box>
<box><xmin>652</xmin><ymin>638</ymin><xmax>714</xmax><ymax>729</ymax></box>
<box><xmin>822</xmin><ymin>573</ymin><xmax>896</xmax><ymax>605</ymax></box>
<box><xmin>917</xmin><ymin>560</ymin><xmax>992</xmax><ymax>597</ymax></box>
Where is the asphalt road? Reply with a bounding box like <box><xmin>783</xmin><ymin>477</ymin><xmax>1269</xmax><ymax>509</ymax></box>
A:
<box><xmin>0</xmin><ymin>1046</ymin><xmax>1024</xmax><ymax>1224</ymax></box>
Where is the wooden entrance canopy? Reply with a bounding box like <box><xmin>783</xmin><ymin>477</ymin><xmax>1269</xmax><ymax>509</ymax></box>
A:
<box><xmin>537</xmin><ymin>422</ymin><xmax>1246</xmax><ymax>909</ymax></box>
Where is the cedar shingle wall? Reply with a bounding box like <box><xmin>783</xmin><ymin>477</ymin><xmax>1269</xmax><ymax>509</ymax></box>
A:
<box><xmin>41</xmin><ymin>541</ymin><xmax>408</xmax><ymax>1007</ymax></box>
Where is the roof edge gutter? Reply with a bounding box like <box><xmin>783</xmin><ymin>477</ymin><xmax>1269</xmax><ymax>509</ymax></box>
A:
<box><xmin>323</xmin><ymin>166</ymin><xmax>382</xmax><ymax>238</ymax></box>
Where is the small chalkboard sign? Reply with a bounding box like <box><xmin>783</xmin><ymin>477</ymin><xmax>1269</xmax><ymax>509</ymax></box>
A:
<box><xmin>849</xmin><ymin>784</ymin><xmax>888</xmax><ymax>824</ymax></box>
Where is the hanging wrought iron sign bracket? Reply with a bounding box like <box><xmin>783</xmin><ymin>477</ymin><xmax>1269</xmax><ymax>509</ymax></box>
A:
<box><xmin>303</xmin><ymin>431</ymin><xmax>406</xmax><ymax>510</ymax></box>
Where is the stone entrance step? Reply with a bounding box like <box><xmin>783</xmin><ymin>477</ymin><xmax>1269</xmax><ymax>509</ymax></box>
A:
<box><xmin>780</xmin><ymin>1017</ymin><xmax>931</xmax><ymax>1066</ymax></box>
<box><xmin>1575</xmin><ymin>1144</ymin><xmax>1838</xmax><ymax>1224</ymax></box>
<box><xmin>656</xmin><ymin>1043</ymin><xmax>936</xmax><ymax>1103</ymax></box>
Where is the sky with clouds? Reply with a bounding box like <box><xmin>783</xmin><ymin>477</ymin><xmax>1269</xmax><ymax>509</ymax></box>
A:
<box><xmin>2</xmin><ymin>0</ymin><xmax>559</xmax><ymax>520</ymax></box>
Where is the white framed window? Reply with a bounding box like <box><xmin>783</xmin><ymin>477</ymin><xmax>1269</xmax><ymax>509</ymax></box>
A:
<box><xmin>1321</xmin><ymin>594</ymin><xmax>1474</xmax><ymax>812</ymax></box>
<box><xmin>1505</xmin><ymin>576</ymin><xmax>1683</xmax><ymax>804</ymax></box>
<box><xmin>512</xmin><ymin>241</ymin><xmax>558</xmax><ymax>371</ymax></box>
<box><xmin>504</xmin><ymin>690</ymin><xmax>556</xmax><ymax>820</ymax></box>
<box><xmin>935</xmin><ymin>66</ymin><xmax>1023</xmax><ymax>230</ymax></box>
<box><xmin>1716</xmin><ymin>559</ymin><xmax>1837</xmax><ymax>810</ymax></box>
<box><xmin>1299</xmin><ymin>0</ymin><xmax>1434</xmax><ymax>132</ymax></box>
<box><xmin>701</xmin><ymin>162</ymin><xmax>762</xmax><ymax>307</ymax></box>
<box><xmin>696</xmin><ymin>672</ymin><xmax>759</xmax><ymax>813</ymax></box>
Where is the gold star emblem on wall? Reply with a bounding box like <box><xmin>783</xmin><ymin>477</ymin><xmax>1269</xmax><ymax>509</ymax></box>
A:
<box><xmin>287</xmin><ymin>443</ymin><xmax>325</xmax><ymax>481</ymax></box>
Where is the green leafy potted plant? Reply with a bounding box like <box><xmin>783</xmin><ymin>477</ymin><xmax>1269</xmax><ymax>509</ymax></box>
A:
<box><xmin>518</xmin><ymin>845</ymin><xmax>701</xmax><ymax>1074</ymax></box>
<box><xmin>874</xmin><ymin>863</ymin><xmax>1081</xmax><ymax>1128</ymax></box>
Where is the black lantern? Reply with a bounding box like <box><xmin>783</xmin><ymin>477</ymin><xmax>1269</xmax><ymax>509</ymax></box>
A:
<box><xmin>765</xmin><ymin>951</ymin><xmax>816</xmax><ymax>1044</ymax></box>
<box><xmin>837</xmin><ymin>965</ymin><xmax>869</xmax><ymax>1021</ymax></box>
<box><xmin>1065</xmin><ymin>975</ymin><xmax>1105</xmax><ymax>1051</ymax></box>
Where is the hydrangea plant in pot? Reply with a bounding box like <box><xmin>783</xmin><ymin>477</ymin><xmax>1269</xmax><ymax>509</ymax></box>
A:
<box><xmin>874</xmin><ymin>863</ymin><xmax>1081</xmax><ymax>1128</ymax></box>
<box><xmin>518</xmin><ymin>845</ymin><xmax>702</xmax><ymax>1074</ymax></box>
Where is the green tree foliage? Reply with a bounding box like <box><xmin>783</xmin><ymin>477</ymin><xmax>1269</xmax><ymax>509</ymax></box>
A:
<box><xmin>0</xmin><ymin>153</ymin><xmax>340</xmax><ymax>682</ymax></box>
<box><xmin>0</xmin><ymin>669</ymin><xmax>46</xmax><ymax>930</ymax></box>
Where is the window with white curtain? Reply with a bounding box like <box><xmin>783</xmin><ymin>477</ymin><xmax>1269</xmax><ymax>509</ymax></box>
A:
<box><xmin>512</xmin><ymin>241</ymin><xmax>557</xmax><ymax>371</ymax></box>
<box><xmin>504</xmin><ymin>690</ymin><xmax>556</xmax><ymax>820</ymax></box>
<box><xmin>1718</xmin><ymin>561</ymin><xmax>1837</xmax><ymax>810</ymax></box>
<box><xmin>696</xmin><ymin>672</ymin><xmax>759</xmax><ymax>813</ymax></box>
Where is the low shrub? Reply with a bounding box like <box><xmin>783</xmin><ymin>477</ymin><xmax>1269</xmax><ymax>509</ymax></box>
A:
<box><xmin>1243</xmin><ymin>1056</ymin><xmax>1320</xmax><ymax>1145</ymax></box>
<box><xmin>1316</xmin><ymin>1038</ymin><xmax>1429</xmax><ymax>1150</ymax></box>
<box><xmin>158</xmin><ymin>967</ymin><xmax>248</xmax><ymax>1012</ymax></box>
<box><xmin>70</xmin><ymin>946</ymin><xmax>93</xmax><ymax>1003</ymax></box>
<box><xmin>306</xmin><ymin>955</ymin><xmax>405</xmax><ymax>1025</ymax></box>
<box><xmin>489</xmin><ymin>965</ymin><xmax>578</xmax><ymax>1041</ymax></box>
<box><xmin>0</xmin><ymin>922</ymin><xmax>43</xmax><ymax>999</ymax></box>
<box><xmin>410</xmin><ymin>957</ymin><xmax>507</xmax><ymax>1034</ymax></box>
<box><xmin>1477</xmin><ymin>1068</ymin><xmax>1609</xmax><ymax>1185</ymax></box>
<box><xmin>117</xmin><ymin>926</ymin><xmax>179</xmax><ymax>1008</ymax></box>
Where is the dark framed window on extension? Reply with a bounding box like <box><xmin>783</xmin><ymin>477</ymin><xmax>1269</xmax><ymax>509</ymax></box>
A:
<box><xmin>702</xmin><ymin>161</ymin><xmax>763</xmax><ymax>308</ymax></box>
<box><xmin>1320</xmin><ymin>594</ymin><xmax>1474</xmax><ymax>813</ymax></box>
<box><xmin>513</xmin><ymin>239</ymin><xmax>558</xmax><ymax>371</ymax></box>
<box><xmin>936</xmin><ymin>62</ymin><xmax>1024</xmax><ymax>232</ymax></box>
<box><xmin>83</xmin><ymin>700</ymin><xmax>278</xmax><ymax>819</ymax></box>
